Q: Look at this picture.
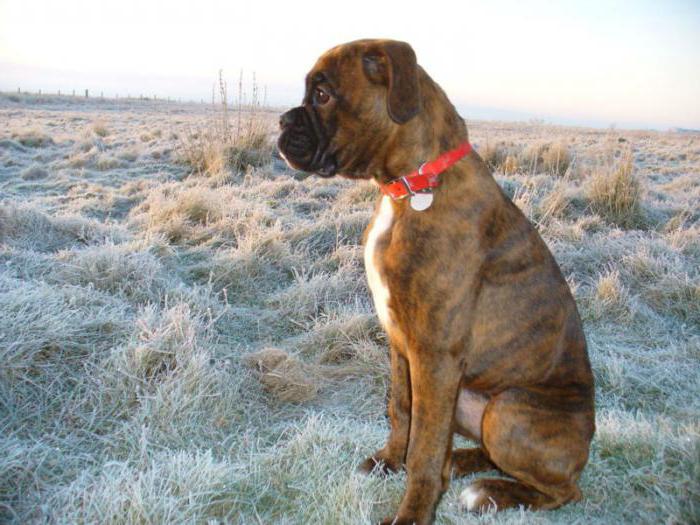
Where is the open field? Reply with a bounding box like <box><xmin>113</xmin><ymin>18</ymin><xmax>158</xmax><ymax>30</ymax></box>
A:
<box><xmin>0</xmin><ymin>93</ymin><xmax>698</xmax><ymax>524</ymax></box>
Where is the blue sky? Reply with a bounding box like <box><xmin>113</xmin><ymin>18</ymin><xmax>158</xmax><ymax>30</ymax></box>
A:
<box><xmin>1</xmin><ymin>0</ymin><xmax>698</xmax><ymax>129</ymax></box>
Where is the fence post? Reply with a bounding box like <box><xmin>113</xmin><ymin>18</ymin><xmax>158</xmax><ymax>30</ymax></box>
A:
<box><xmin>85</xmin><ymin>89</ymin><xmax>89</xmax><ymax>98</ymax></box>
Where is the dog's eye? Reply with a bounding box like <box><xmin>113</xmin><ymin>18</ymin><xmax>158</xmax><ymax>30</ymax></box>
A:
<box><xmin>314</xmin><ymin>87</ymin><xmax>330</xmax><ymax>105</ymax></box>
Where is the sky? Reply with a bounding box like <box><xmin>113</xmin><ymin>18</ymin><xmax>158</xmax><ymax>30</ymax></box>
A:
<box><xmin>1</xmin><ymin>0</ymin><xmax>699</xmax><ymax>129</ymax></box>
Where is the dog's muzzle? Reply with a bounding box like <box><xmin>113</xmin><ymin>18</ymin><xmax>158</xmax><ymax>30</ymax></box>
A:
<box><xmin>278</xmin><ymin>106</ymin><xmax>337</xmax><ymax>177</ymax></box>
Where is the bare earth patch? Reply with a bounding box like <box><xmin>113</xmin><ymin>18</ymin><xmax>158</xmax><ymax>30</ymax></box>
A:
<box><xmin>0</xmin><ymin>93</ymin><xmax>698</xmax><ymax>524</ymax></box>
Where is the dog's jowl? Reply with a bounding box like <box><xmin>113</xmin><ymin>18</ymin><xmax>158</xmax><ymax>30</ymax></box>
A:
<box><xmin>278</xmin><ymin>39</ymin><xmax>595</xmax><ymax>525</ymax></box>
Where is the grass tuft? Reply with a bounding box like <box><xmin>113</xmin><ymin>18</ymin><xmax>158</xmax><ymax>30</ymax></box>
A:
<box><xmin>479</xmin><ymin>140</ymin><xmax>509</xmax><ymax>172</ymax></box>
<box><xmin>541</xmin><ymin>141</ymin><xmax>571</xmax><ymax>176</ymax></box>
<box><xmin>245</xmin><ymin>347</ymin><xmax>321</xmax><ymax>402</ymax></box>
<box><xmin>54</xmin><ymin>241</ymin><xmax>168</xmax><ymax>302</ymax></box>
<box><xmin>92</xmin><ymin>119</ymin><xmax>110</xmax><ymax>137</ymax></box>
<box><xmin>12</xmin><ymin>129</ymin><xmax>54</xmax><ymax>148</ymax></box>
<box><xmin>20</xmin><ymin>164</ymin><xmax>49</xmax><ymax>180</ymax></box>
<box><xmin>0</xmin><ymin>202</ymin><xmax>127</xmax><ymax>252</ymax></box>
<box><xmin>179</xmin><ymin>72</ymin><xmax>274</xmax><ymax>178</ymax></box>
<box><xmin>587</xmin><ymin>150</ymin><xmax>645</xmax><ymax>228</ymax></box>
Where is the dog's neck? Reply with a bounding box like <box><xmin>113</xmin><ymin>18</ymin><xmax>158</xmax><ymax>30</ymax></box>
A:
<box><xmin>376</xmin><ymin>69</ymin><xmax>469</xmax><ymax>185</ymax></box>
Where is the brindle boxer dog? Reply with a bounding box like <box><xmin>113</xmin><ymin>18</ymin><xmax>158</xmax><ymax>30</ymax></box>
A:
<box><xmin>278</xmin><ymin>39</ymin><xmax>595</xmax><ymax>524</ymax></box>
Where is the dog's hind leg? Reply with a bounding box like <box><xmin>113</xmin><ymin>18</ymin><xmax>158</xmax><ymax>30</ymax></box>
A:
<box><xmin>460</xmin><ymin>478</ymin><xmax>579</xmax><ymax>513</ymax></box>
<box><xmin>461</xmin><ymin>387</ymin><xmax>594</xmax><ymax>513</ymax></box>
<box><xmin>452</xmin><ymin>448</ymin><xmax>497</xmax><ymax>477</ymax></box>
<box><xmin>451</xmin><ymin>388</ymin><xmax>496</xmax><ymax>477</ymax></box>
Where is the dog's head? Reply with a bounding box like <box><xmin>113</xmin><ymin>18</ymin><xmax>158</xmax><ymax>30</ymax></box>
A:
<box><xmin>277</xmin><ymin>39</ymin><xmax>422</xmax><ymax>179</ymax></box>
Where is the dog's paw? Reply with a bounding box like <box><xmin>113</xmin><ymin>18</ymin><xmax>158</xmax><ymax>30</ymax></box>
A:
<box><xmin>358</xmin><ymin>452</ymin><xmax>401</xmax><ymax>476</ymax></box>
<box><xmin>459</xmin><ymin>479</ymin><xmax>512</xmax><ymax>514</ymax></box>
<box><xmin>459</xmin><ymin>483</ymin><xmax>492</xmax><ymax>513</ymax></box>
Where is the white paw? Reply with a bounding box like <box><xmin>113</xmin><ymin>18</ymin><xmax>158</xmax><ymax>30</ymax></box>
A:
<box><xmin>459</xmin><ymin>485</ymin><xmax>482</xmax><ymax>511</ymax></box>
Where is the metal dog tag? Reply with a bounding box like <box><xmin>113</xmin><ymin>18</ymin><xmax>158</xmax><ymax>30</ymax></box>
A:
<box><xmin>410</xmin><ymin>192</ymin><xmax>433</xmax><ymax>211</ymax></box>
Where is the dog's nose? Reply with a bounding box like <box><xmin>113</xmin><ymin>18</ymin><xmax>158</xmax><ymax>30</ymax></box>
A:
<box><xmin>279</xmin><ymin>110</ymin><xmax>296</xmax><ymax>130</ymax></box>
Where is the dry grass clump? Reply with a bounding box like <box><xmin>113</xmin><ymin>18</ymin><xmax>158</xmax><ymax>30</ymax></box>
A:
<box><xmin>49</xmin><ymin>450</ymin><xmax>241</xmax><ymax>524</ymax></box>
<box><xmin>0</xmin><ymin>138</ymin><xmax>27</xmax><ymax>152</ymax></box>
<box><xmin>502</xmin><ymin>154</ymin><xmax>519</xmax><ymax>175</ymax></box>
<box><xmin>199</xmin><ymin>233</ymin><xmax>297</xmax><ymax>301</ymax></box>
<box><xmin>295</xmin><ymin>312</ymin><xmax>382</xmax><ymax>360</ymax></box>
<box><xmin>519</xmin><ymin>141</ymin><xmax>571</xmax><ymax>175</ymax></box>
<box><xmin>541</xmin><ymin>141</ymin><xmax>572</xmax><ymax>176</ymax></box>
<box><xmin>479</xmin><ymin>140</ymin><xmax>509</xmax><ymax>171</ymax></box>
<box><xmin>179</xmin><ymin>72</ymin><xmax>274</xmax><ymax>178</ymax></box>
<box><xmin>180</xmin><ymin>124</ymin><xmax>273</xmax><ymax>178</ymax></box>
<box><xmin>590</xmin><ymin>411</ymin><xmax>699</xmax><ymax>523</ymax></box>
<box><xmin>620</xmin><ymin>244</ymin><xmax>700</xmax><ymax>326</ymax></box>
<box><xmin>270</xmin><ymin>268</ymin><xmax>365</xmax><ymax>330</ymax></box>
<box><xmin>664</xmin><ymin>217</ymin><xmax>700</xmax><ymax>259</ymax></box>
<box><xmin>286</xmin><ymin>211</ymin><xmax>370</xmax><ymax>260</ymax></box>
<box><xmin>91</xmin><ymin>119</ymin><xmax>110</xmax><ymax>137</ymax></box>
<box><xmin>519</xmin><ymin>142</ymin><xmax>547</xmax><ymax>173</ymax></box>
<box><xmin>53</xmin><ymin>241</ymin><xmax>169</xmax><ymax>302</ymax></box>
<box><xmin>0</xmin><ymin>275</ymin><xmax>131</xmax><ymax>389</ymax></box>
<box><xmin>243</xmin><ymin>337</ymin><xmax>386</xmax><ymax>404</ymax></box>
<box><xmin>0</xmin><ymin>202</ymin><xmax>126</xmax><ymax>252</ymax></box>
<box><xmin>0</xmin><ymin>439</ymin><xmax>46</xmax><ymax>520</ymax></box>
<box><xmin>479</xmin><ymin>140</ymin><xmax>570</xmax><ymax>176</ymax></box>
<box><xmin>233</xmin><ymin>232</ymin><xmax>298</xmax><ymax>284</ymax></box>
<box><xmin>19</xmin><ymin>164</ymin><xmax>49</xmax><ymax>180</ymax></box>
<box><xmin>66</xmin><ymin>150</ymin><xmax>92</xmax><ymax>168</ymax></box>
<box><xmin>509</xmin><ymin>175</ymin><xmax>552</xmax><ymax>221</ymax></box>
<box><xmin>94</xmin><ymin>154</ymin><xmax>122</xmax><ymax>171</ymax></box>
<box><xmin>537</xmin><ymin>178</ymin><xmax>573</xmax><ymax>224</ymax></box>
<box><xmin>130</xmin><ymin>183</ymin><xmax>237</xmax><ymax>243</ymax></box>
<box><xmin>583</xmin><ymin>268</ymin><xmax>630</xmax><ymax>322</ymax></box>
<box><xmin>91</xmin><ymin>299</ymin><xmax>235</xmax><ymax>434</ymax></box>
<box><xmin>161</xmin><ymin>185</ymin><xmax>226</xmax><ymax>222</ymax></box>
<box><xmin>119</xmin><ymin>303</ymin><xmax>208</xmax><ymax>384</ymax></box>
<box><xmin>587</xmin><ymin>150</ymin><xmax>644</xmax><ymax>228</ymax></box>
<box><xmin>336</xmin><ymin>180</ymin><xmax>379</xmax><ymax>208</ymax></box>
<box><xmin>117</xmin><ymin>146</ymin><xmax>141</xmax><ymax>162</ymax></box>
<box><xmin>641</xmin><ymin>274</ymin><xmax>700</xmax><ymax>326</ymax></box>
<box><xmin>12</xmin><ymin>129</ymin><xmax>54</xmax><ymax>148</ymax></box>
<box><xmin>478</xmin><ymin>140</ymin><xmax>525</xmax><ymax>174</ymax></box>
<box><xmin>595</xmin><ymin>268</ymin><xmax>625</xmax><ymax>304</ymax></box>
<box><xmin>245</xmin><ymin>347</ymin><xmax>320</xmax><ymax>402</ymax></box>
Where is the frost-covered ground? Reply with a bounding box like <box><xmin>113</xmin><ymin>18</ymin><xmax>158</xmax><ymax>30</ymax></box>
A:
<box><xmin>1</xmin><ymin>93</ymin><xmax>698</xmax><ymax>524</ymax></box>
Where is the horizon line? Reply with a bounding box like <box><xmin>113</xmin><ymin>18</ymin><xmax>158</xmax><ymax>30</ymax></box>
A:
<box><xmin>0</xmin><ymin>78</ymin><xmax>693</xmax><ymax>133</ymax></box>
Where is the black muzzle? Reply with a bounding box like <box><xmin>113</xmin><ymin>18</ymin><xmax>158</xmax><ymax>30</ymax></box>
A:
<box><xmin>278</xmin><ymin>106</ymin><xmax>337</xmax><ymax>177</ymax></box>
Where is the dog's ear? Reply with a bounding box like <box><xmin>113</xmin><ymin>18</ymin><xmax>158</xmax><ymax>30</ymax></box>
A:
<box><xmin>363</xmin><ymin>41</ymin><xmax>421</xmax><ymax>124</ymax></box>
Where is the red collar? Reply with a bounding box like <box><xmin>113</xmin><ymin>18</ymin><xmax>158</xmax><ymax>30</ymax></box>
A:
<box><xmin>380</xmin><ymin>141</ymin><xmax>472</xmax><ymax>200</ymax></box>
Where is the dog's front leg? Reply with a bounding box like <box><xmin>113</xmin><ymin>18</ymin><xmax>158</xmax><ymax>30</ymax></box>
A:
<box><xmin>360</xmin><ymin>343</ymin><xmax>411</xmax><ymax>474</ymax></box>
<box><xmin>382</xmin><ymin>352</ymin><xmax>462</xmax><ymax>525</ymax></box>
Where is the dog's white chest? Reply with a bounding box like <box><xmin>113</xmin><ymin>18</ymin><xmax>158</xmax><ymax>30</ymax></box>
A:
<box><xmin>364</xmin><ymin>196</ymin><xmax>394</xmax><ymax>329</ymax></box>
